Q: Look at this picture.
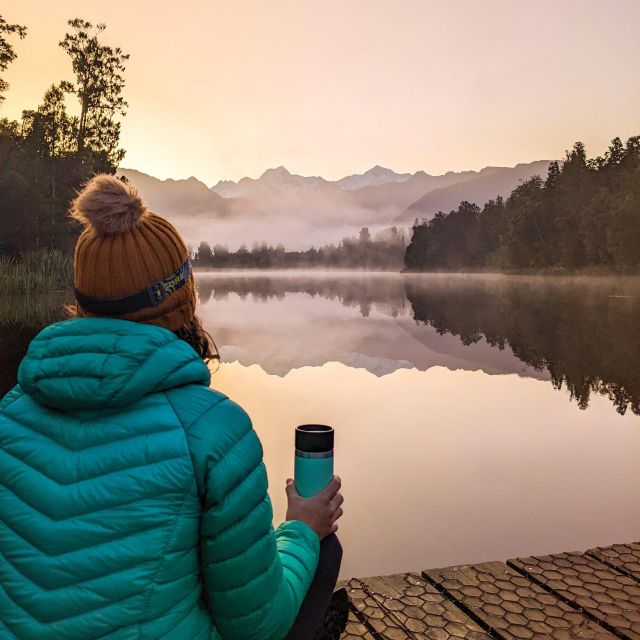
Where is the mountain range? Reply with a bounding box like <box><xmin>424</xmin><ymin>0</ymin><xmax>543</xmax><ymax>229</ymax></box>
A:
<box><xmin>117</xmin><ymin>160</ymin><xmax>552</xmax><ymax>249</ymax></box>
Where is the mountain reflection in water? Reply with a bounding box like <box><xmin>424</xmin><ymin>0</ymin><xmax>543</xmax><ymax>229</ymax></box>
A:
<box><xmin>197</xmin><ymin>272</ymin><xmax>640</xmax><ymax>415</ymax></box>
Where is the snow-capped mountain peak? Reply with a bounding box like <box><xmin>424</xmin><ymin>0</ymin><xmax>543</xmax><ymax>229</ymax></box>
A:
<box><xmin>335</xmin><ymin>166</ymin><xmax>413</xmax><ymax>190</ymax></box>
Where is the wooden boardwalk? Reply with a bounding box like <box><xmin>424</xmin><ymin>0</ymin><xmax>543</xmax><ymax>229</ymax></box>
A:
<box><xmin>340</xmin><ymin>541</ymin><xmax>640</xmax><ymax>639</ymax></box>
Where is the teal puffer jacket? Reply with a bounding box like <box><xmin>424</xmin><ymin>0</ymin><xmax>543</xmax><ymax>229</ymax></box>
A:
<box><xmin>0</xmin><ymin>317</ymin><xmax>320</xmax><ymax>639</ymax></box>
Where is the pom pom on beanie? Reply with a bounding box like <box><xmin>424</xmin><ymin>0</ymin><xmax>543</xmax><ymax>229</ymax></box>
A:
<box><xmin>70</xmin><ymin>174</ymin><xmax>147</xmax><ymax>235</ymax></box>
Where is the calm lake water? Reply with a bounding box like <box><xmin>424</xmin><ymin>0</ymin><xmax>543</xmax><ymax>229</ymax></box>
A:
<box><xmin>2</xmin><ymin>271</ymin><xmax>640</xmax><ymax>579</ymax></box>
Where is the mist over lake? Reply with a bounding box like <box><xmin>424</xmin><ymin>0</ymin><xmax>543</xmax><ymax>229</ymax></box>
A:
<box><xmin>197</xmin><ymin>271</ymin><xmax>640</xmax><ymax>577</ymax></box>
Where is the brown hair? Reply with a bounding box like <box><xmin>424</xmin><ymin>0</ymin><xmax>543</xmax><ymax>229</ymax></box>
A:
<box><xmin>64</xmin><ymin>304</ymin><xmax>220</xmax><ymax>368</ymax></box>
<box><xmin>173</xmin><ymin>314</ymin><xmax>220</xmax><ymax>367</ymax></box>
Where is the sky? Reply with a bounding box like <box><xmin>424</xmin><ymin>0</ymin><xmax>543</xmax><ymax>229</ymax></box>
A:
<box><xmin>3</xmin><ymin>0</ymin><xmax>639</xmax><ymax>185</ymax></box>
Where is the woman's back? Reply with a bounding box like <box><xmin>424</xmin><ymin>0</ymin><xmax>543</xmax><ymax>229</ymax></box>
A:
<box><xmin>0</xmin><ymin>317</ymin><xmax>319</xmax><ymax>639</ymax></box>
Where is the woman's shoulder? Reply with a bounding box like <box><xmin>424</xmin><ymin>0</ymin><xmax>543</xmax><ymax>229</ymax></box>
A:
<box><xmin>165</xmin><ymin>384</ymin><xmax>255</xmax><ymax>459</ymax></box>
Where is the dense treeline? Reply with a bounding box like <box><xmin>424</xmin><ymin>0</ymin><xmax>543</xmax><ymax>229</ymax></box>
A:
<box><xmin>193</xmin><ymin>226</ymin><xmax>407</xmax><ymax>270</ymax></box>
<box><xmin>405</xmin><ymin>137</ymin><xmax>640</xmax><ymax>272</ymax></box>
<box><xmin>0</xmin><ymin>16</ymin><xmax>128</xmax><ymax>254</ymax></box>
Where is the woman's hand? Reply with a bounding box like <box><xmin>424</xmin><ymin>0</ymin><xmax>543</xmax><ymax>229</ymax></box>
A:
<box><xmin>285</xmin><ymin>476</ymin><xmax>344</xmax><ymax>540</ymax></box>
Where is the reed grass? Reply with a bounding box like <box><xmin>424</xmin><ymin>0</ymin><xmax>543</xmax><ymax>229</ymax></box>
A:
<box><xmin>0</xmin><ymin>292</ymin><xmax>71</xmax><ymax>327</ymax></box>
<box><xmin>0</xmin><ymin>249</ymin><xmax>73</xmax><ymax>327</ymax></box>
<box><xmin>0</xmin><ymin>248</ymin><xmax>73</xmax><ymax>295</ymax></box>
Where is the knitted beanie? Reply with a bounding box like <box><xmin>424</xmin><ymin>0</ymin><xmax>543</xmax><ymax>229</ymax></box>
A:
<box><xmin>70</xmin><ymin>174</ymin><xmax>196</xmax><ymax>332</ymax></box>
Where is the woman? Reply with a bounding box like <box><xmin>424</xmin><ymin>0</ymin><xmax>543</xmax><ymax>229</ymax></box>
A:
<box><xmin>0</xmin><ymin>175</ymin><xmax>346</xmax><ymax>639</ymax></box>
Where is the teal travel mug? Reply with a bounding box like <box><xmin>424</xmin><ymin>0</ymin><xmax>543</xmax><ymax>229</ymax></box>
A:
<box><xmin>294</xmin><ymin>424</ymin><xmax>334</xmax><ymax>498</ymax></box>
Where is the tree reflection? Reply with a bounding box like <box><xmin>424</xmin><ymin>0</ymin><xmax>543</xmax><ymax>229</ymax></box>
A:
<box><xmin>404</xmin><ymin>276</ymin><xmax>640</xmax><ymax>415</ymax></box>
<box><xmin>196</xmin><ymin>273</ymin><xmax>409</xmax><ymax>318</ymax></box>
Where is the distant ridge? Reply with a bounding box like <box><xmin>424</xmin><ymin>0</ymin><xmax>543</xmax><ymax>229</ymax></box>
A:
<box><xmin>117</xmin><ymin>168</ymin><xmax>245</xmax><ymax>217</ymax></box>
<box><xmin>118</xmin><ymin>160</ymin><xmax>556</xmax><ymax>249</ymax></box>
<box><xmin>212</xmin><ymin>166</ymin><xmax>328</xmax><ymax>198</ymax></box>
<box><xmin>211</xmin><ymin>164</ymin><xmax>417</xmax><ymax>197</ymax></box>
<box><xmin>397</xmin><ymin>160</ymin><xmax>553</xmax><ymax>224</ymax></box>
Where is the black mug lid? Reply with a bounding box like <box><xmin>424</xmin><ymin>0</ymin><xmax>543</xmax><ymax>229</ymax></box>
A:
<box><xmin>295</xmin><ymin>424</ymin><xmax>334</xmax><ymax>453</ymax></box>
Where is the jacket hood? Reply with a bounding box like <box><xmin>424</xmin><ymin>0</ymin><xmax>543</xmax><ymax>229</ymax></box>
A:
<box><xmin>17</xmin><ymin>317</ymin><xmax>211</xmax><ymax>411</ymax></box>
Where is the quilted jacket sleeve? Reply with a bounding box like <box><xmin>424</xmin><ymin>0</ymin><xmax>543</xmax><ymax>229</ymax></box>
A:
<box><xmin>0</xmin><ymin>385</ymin><xmax>22</xmax><ymax>412</ymax></box>
<box><xmin>183</xmin><ymin>391</ymin><xmax>320</xmax><ymax>639</ymax></box>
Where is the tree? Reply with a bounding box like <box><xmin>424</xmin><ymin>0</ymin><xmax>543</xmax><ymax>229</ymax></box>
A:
<box><xmin>477</xmin><ymin>196</ymin><xmax>504</xmax><ymax>262</ymax></box>
<box><xmin>59</xmin><ymin>19</ymin><xmax>129</xmax><ymax>171</ymax></box>
<box><xmin>501</xmin><ymin>176</ymin><xmax>547</xmax><ymax>268</ymax></box>
<box><xmin>20</xmin><ymin>84</ymin><xmax>77</xmax><ymax>203</ymax></box>
<box><xmin>22</xmin><ymin>84</ymin><xmax>76</xmax><ymax>160</ymax></box>
<box><xmin>591</xmin><ymin>136</ymin><xmax>625</xmax><ymax>172</ymax></box>
<box><xmin>545</xmin><ymin>161</ymin><xmax>561</xmax><ymax>191</ymax></box>
<box><xmin>358</xmin><ymin>227</ymin><xmax>371</xmax><ymax>244</ymax></box>
<box><xmin>194</xmin><ymin>241</ymin><xmax>214</xmax><ymax>267</ymax></box>
<box><xmin>213</xmin><ymin>243</ymin><xmax>230</xmax><ymax>256</ymax></box>
<box><xmin>0</xmin><ymin>15</ymin><xmax>27</xmax><ymax>104</ymax></box>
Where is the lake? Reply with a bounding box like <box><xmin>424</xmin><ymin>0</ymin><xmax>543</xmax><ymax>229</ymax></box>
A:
<box><xmin>2</xmin><ymin>271</ymin><xmax>640</xmax><ymax>579</ymax></box>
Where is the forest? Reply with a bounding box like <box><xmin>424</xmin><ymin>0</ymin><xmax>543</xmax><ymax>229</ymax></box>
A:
<box><xmin>192</xmin><ymin>226</ymin><xmax>407</xmax><ymax>270</ymax></box>
<box><xmin>0</xmin><ymin>16</ymin><xmax>128</xmax><ymax>255</ymax></box>
<box><xmin>405</xmin><ymin>136</ymin><xmax>640</xmax><ymax>272</ymax></box>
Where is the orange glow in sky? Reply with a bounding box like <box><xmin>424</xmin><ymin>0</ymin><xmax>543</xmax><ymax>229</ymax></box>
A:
<box><xmin>3</xmin><ymin>0</ymin><xmax>639</xmax><ymax>184</ymax></box>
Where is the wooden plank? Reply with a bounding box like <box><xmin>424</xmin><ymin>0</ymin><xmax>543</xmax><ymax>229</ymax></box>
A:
<box><xmin>509</xmin><ymin>552</ymin><xmax>640</xmax><ymax>639</ymax></box>
<box><xmin>345</xmin><ymin>577</ymin><xmax>411</xmax><ymax>639</ymax></box>
<box><xmin>350</xmin><ymin>573</ymin><xmax>491</xmax><ymax>639</ymax></box>
<box><xmin>341</xmin><ymin>610</ymin><xmax>376</xmax><ymax>639</ymax></box>
<box><xmin>425</xmin><ymin>561</ymin><xmax>615</xmax><ymax>639</ymax></box>
<box><xmin>374</xmin><ymin>573</ymin><xmax>491</xmax><ymax>639</ymax></box>
<box><xmin>588</xmin><ymin>542</ymin><xmax>640</xmax><ymax>582</ymax></box>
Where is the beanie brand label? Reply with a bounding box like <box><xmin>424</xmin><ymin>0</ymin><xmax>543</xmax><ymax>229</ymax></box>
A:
<box><xmin>75</xmin><ymin>258</ymin><xmax>192</xmax><ymax>316</ymax></box>
<box><xmin>148</xmin><ymin>259</ymin><xmax>192</xmax><ymax>306</ymax></box>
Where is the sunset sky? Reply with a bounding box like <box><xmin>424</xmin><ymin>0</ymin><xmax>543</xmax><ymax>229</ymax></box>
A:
<box><xmin>3</xmin><ymin>0</ymin><xmax>639</xmax><ymax>184</ymax></box>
